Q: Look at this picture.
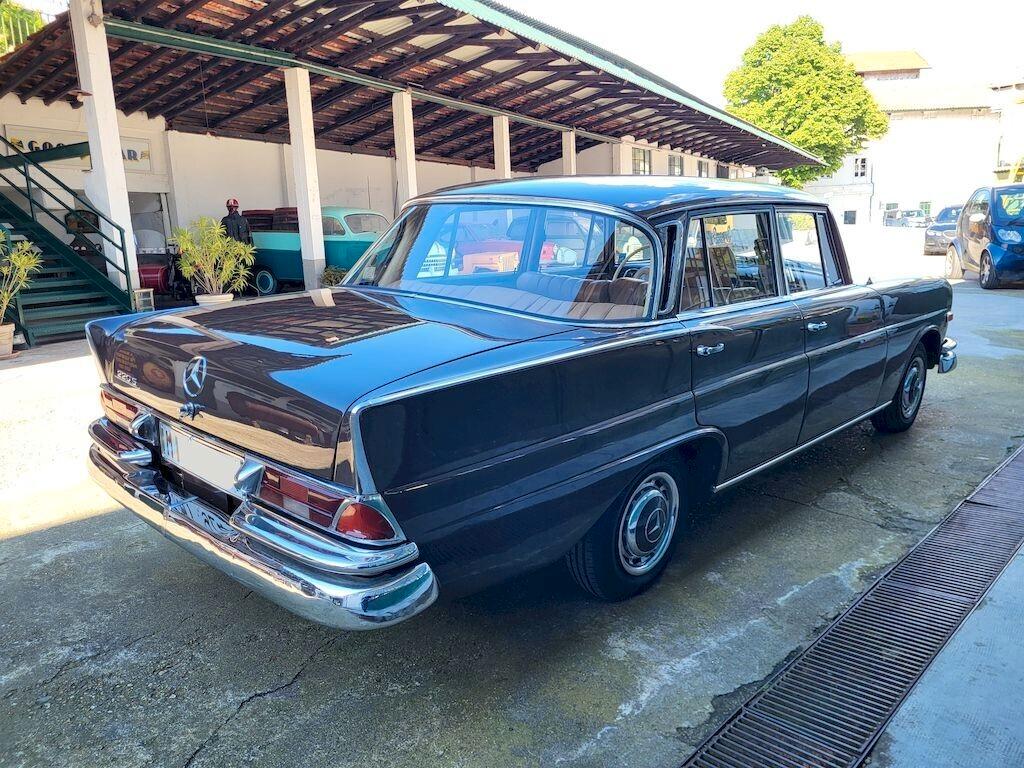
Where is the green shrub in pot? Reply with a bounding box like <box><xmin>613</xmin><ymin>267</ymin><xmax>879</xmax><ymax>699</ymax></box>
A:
<box><xmin>0</xmin><ymin>234</ymin><xmax>41</xmax><ymax>358</ymax></box>
<box><xmin>173</xmin><ymin>217</ymin><xmax>255</xmax><ymax>306</ymax></box>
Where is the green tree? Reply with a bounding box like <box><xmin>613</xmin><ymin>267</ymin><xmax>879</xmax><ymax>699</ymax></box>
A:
<box><xmin>0</xmin><ymin>0</ymin><xmax>43</xmax><ymax>54</ymax></box>
<box><xmin>723</xmin><ymin>16</ymin><xmax>888</xmax><ymax>187</ymax></box>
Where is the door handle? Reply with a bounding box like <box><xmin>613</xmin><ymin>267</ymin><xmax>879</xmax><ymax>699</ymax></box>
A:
<box><xmin>806</xmin><ymin>321</ymin><xmax>829</xmax><ymax>332</ymax></box>
<box><xmin>696</xmin><ymin>343</ymin><xmax>725</xmax><ymax>356</ymax></box>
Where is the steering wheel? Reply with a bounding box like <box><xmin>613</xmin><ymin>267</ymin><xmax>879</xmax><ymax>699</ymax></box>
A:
<box><xmin>612</xmin><ymin>246</ymin><xmax>650</xmax><ymax>280</ymax></box>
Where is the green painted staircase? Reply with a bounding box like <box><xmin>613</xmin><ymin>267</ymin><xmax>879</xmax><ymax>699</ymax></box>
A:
<box><xmin>0</xmin><ymin>135</ymin><xmax>133</xmax><ymax>346</ymax></box>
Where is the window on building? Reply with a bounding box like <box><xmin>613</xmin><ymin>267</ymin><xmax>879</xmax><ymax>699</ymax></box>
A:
<box><xmin>697</xmin><ymin>160</ymin><xmax>710</xmax><ymax>178</ymax></box>
<box><xmin>844</xmin><ymin>210</ymin><xmax>857</xmax><ymax>225</ymax></box>
<box><xmin>667</xmin><ymin>155</ymin><xmax>683</xmax><ymax>176</ymax></box>
<box><xmin>919</xmin><ymin>201</ymin><xmax>932</xmax><ymax>216</ymax></box>
<box><xmin>716</xmin><ymin>164</ymin><xmax>730</xmax><ymax>179</ymax></box>
<box><xmin>853</xmin><ymin>157</ymin><xmax>867</xmax><ymax>178</ymax></box>
<box><xmin>632</xmin><ymin>147</ymin><xmax>652</xmax><ymax>175</ymax></box>
<box><xmin>702</xmin><ymin>212</ymin><xmax>777</xmax><ymax>305</ymax></box>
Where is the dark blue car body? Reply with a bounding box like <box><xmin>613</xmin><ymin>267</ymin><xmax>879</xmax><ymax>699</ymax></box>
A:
<box><xmin>948</xmin><ymin>185</ymin><xmax>1024</xmax><ymax>287</ymax></box>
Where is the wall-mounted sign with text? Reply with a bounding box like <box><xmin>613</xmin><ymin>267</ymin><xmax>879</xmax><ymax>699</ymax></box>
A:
<box><xmin>2</xmin><ymin>125</ymin><xmax>152</xmax><ymax>172</ymax></box>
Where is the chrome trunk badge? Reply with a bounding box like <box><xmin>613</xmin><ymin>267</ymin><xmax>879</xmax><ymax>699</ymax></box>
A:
<box><xmin>182</xmin><ymin>356</ymin><xmax>208</xmax><ymax>397</ymax></box>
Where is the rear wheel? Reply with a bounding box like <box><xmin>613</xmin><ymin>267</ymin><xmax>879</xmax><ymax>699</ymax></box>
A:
<box><xmin>567</xmin><ymin>460</ymin><xmax>683</xmax><ymax>601</ymax></box>
<box><xmin>944</xmin><ymin>246</ymin><xmax>963</xmax><ymax>279</ymax></box>
<box><xmin>253</xmin><ymin>267</ymin><xmax>278</xmax><ymax>296</ymax></box>
<box><xmin>872</xmin><ymin>342</ymin><xmax>927</xmax><ymax>433</ymax></box>
<box><xmin>979</xmin><ymin>253</ymin><xmax>999</xmax><ymax>290</ymax></box>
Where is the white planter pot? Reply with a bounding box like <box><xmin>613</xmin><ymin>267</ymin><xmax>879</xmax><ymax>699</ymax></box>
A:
<box><xmin>0</xmin><ymin>323</ymin><xmax>14</xmax><ymax>359</ymax></box>
<box><xmin>194</xmin><ymin>293</ymin><xmax>234</xmax><ymax>307</ymax></box>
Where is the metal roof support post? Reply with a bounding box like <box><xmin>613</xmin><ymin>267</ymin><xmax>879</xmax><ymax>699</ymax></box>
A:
<box><xmin>392</xmin><ymin>90</ymin><xmax>418</xmax><ymax>208</ymax></box>
<box><xmin>492</xmin><ymin>114</ymin><xmax>512</xmax><ymax>179</ymax></box>
<box><xmin>284</xmin><ymin>66</ymin><xmax>325</xmax><ymax>289</ymax></box>
<box><xmin>69</xmin><ymin>0</ymin><xmax>139</xmax><ymax>292</ymax></box>
<box><xmin>560</xmin><ymin>129</ymin><xmax>577</xmax><ymax>176</ymax></box>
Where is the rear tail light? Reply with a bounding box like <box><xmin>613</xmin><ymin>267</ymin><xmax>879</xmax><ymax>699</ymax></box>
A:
<box><xmin>257</xmin><ymin>467</ymin><xmax>397</xmax><ymax>542</ymax></box>
<box><xmin>100</xmin><ymin>389</ymin><xmax>139</xmax><ymax>430</ymax></box>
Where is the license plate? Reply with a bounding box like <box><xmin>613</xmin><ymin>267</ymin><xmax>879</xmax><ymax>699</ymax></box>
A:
<box><xmin>159</xmin><ymin>422</ymin><xmax>245</xmax><ymax>496</ymax></box>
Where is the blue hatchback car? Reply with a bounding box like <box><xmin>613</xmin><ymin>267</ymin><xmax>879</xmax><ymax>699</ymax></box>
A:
<box><xmin>946</xmin><ymin>184</ymin><xmax>1024</xmax><ymax>288</ymax></box>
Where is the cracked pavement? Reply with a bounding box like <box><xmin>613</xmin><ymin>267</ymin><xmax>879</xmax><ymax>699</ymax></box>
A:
<box><xmin>1</xmin><ymin>274</ymin><xmax>1022</xmax><ymax>768</ymax></box>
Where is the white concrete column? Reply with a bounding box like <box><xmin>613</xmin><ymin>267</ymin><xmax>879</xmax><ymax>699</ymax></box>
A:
<box><xmin>392</xmin><ymin>90</ymin><xmax>417</xmax><ymax>207</ymax></box>
<box><xmin>610</xmin><ymin>142</ymin><xmax>631</xmax><ymax>175</ymax></box>
<box><xmin>492</xmin><ymin>115</ymin><xmax>512</xmax><ymax>179</ymax></box>
<box><xmin>69</xmin><ymin>0</ymin><xmax>138</xmax><ymax>294</ymax></box>
<box><xmin>560</xmin><ymin>130</ymin><xmax>577</xmax><ymax>175</ymax></box>
<box><xmin>284</xmin><ymin>66</ymin><xmax>325</xmax><ymax>289</ymax></box>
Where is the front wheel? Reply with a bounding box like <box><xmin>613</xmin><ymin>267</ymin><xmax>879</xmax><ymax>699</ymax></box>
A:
<box><xmin>566</xmin><ymin>461</ymin><xmax>683</xmax><ymax>601</ymax></box>
<box><xmin>253</xmin><ymin>267</ymin><xmax>279</xmax><ymax>296</ymax></box>
<box><xmin>872</xmin><ymin>342</ymin><xmax>927</xmax><ymax>434</ymax></box>
<box><xmin>979</xmin><ymin>253</ymin><xmax>999</xmax><ymax>290</ymax></box>
<box><xmin>944</xmin><ymin>246</ymin><xmax>963</xmax><ymax>279</ymax></box>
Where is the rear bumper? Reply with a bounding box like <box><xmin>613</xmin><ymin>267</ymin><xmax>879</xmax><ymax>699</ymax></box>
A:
<box><xmin>938</xmin><ymin>338</ymin><xmax>957</xmax><ymax>374</ymax></box>
<box><xmin>88</xmin><ymin>425</ymin><xmax>437</xmax><ymax>631</ymax></box>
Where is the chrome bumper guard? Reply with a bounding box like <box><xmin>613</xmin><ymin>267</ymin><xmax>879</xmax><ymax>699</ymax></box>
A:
<box><xmin>88</xmin><ymin>419</ymin><xmax>437</xmax><ymax>630</ymax></box>
<box><xmin>938</xmin><ymin>338</ymin><xmax>958</xmax><ymax>374</ymax></box>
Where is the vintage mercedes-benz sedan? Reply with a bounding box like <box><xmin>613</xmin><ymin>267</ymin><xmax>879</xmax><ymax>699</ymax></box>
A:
<box><xmin>87</xmin><ymin>177</ymin><xmax>958</xmax><ymax>630</ymax></box>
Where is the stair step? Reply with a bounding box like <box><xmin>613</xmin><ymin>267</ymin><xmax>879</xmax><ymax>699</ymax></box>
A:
<box><xmin>18</xmin><ymin>289</ymin><xmax>108</xmax><ymax>306</ymax></box>
<box><xmin>23</xmin><ymin>278</ymin><xmax>92</xmax><ymax>291</ymax></box>
<box><xmin>35</xmin><ymin>266</ymin><xmax>75</xmax><ymax>277</ymax></box>
<box><xmin>28</xmin><ymin>317</ymin><xmax>111</xmax><ymax>339</ymax></box>
<box><xmin>22</xmin><ymin>302</ymin><xmax>121</xmax><ymax>321</ymax></box>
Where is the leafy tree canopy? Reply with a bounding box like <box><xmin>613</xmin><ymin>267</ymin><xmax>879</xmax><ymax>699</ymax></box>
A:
<box><xmin>0</xmin><ymin>0</ymin><xmax>44</xmax><ymax>54</ymax></box>
<box><xmin>723</xmin><ymin>16</ymin><xmax>888</xmax><ymax>187</ymax></box>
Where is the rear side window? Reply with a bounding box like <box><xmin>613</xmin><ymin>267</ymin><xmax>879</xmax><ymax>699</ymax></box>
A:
<box><xmin>776</xmin><ymin>210</ymin><xmax>843</xmax><ymax>292</ymax></box>
<box><xmin>703</xmin><ymin>212</ymin><xmax>777</xmax><ymax>305</ymax></box>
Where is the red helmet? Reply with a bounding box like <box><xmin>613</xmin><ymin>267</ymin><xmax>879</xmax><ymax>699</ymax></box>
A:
<box><xmin>226</xmin><ymin>198</ymin><xmax>239</xmax><ymax>208</ymax></box>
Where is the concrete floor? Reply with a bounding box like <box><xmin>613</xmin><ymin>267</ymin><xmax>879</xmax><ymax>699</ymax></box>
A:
<box><xmin>1</xmin><ymin>251</ymin><xmax>1023</xmax><ymax>767</ymax></box>
<box><xmin>871</xmin><ymin>548</ymin><xmax>1024</xmax><ymax>768</ymax></box>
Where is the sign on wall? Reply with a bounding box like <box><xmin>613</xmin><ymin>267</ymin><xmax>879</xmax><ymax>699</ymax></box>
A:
<box><xmin>2</xmin><ymin>125</ymin><xmax>153</xmax><ymax>171</ymax></box>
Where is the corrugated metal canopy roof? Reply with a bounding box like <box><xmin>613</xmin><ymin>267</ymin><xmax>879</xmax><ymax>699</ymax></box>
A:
<box><xmin>0</xmin><ymin>0</ymin><xmax>822</xmax><ymax>172</ymax></box>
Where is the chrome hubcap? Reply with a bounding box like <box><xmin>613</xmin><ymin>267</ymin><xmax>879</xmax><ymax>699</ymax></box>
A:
<box><xmin>618</xmin><ymin>471</ymin><xmax>679</xmax><ymax>576</ymax></box>
<box><xmin>901</xmin><ymin>359</ymin><xmax>924</xmax><ymax>417</ymax></box>
<box><xmin>981</xmin><ymin>259</ymin><xmax>991</xmax><ymax>282</ymax></box>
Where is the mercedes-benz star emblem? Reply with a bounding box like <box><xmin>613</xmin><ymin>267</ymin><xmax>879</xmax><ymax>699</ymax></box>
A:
<box><xmin>182</xmin><ymin>356</ymin><xmax>208</xmax><ymax>398</ymax></box>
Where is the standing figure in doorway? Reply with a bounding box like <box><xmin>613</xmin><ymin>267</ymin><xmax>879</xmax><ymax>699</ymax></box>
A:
<box><xmin>221</xmin><ymin>198</ymin><xmax>252</xmax><ymax>244</ymax></box>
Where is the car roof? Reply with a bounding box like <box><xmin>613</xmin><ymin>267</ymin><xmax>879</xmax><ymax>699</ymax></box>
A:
<box><xmin>322</xmin><ymin>206</ymin><xmax>387</xmax><ymax>218</ymax></box>
<box><xmin>417</xmin><ymin>175</ymin><xmax>820</xmax><ymax>218</ymax></box>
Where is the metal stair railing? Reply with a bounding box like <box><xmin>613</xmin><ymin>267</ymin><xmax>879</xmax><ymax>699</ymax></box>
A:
<box><xmin>0</xmin><ymin>134</ymin><xmax>133</xmax><ymax>316</ymax></box>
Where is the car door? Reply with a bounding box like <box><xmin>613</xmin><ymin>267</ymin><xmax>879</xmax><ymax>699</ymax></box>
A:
<box><xmin>679</xmin><ymin>209</ymin><xmax>808</xmax><ymax>479</ymax></box>
<box><xmin>775</xmin><ymin>207</ymin><xmax>887</xmax><ymax>441</ymax></box>
<box><xmin>963</xmin><ymin>189</ymin><xmax>990</xmax><ymax>269</ymax></box>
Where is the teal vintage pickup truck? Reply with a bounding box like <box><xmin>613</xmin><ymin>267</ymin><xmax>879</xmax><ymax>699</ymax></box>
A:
<box><xmin>244</xmin><ymin>206</ymin><xmax>389</xmax><ymax>294</ymax></box>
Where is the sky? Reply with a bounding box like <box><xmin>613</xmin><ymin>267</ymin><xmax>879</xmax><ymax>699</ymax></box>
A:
<box><xmin>18</xmin><ymin>0</ymin><xmax>1024</xmax><ymax>107</ymax></box>
<box><xmin>500</xmin><ymin>0</ymin><xmax>1024</xmax><ymax>106</ymax></box>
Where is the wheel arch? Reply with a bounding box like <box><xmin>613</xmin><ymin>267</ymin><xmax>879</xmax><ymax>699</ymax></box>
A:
<box><xmin>671</xmin><ymin>428</ymin><xmax>729</xmax><ymax>506</ymax></box>
<box><xmin>918</xmin><ymin>326</ymin><xmax>943</xmax><ymax>369</ymax></box>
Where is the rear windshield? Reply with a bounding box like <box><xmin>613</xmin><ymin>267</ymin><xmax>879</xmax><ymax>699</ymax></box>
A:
<box><xmin>346</xmin><ymin>203</ymin><xmax>656</xmax><ymax>322</ymax></box>
<box><xmin>344</xmin><ymin>213</ymin><xmax>389</xmax><ymax>234</ymax></box>
<box><xmin>994</xmin><ymin>186</ymin><xmax>1024</xmax><ymax>223</ymax></box>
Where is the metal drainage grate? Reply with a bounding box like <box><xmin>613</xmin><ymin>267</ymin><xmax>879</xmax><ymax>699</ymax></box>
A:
<box><xmin>682</xmin><ymin>445</ymin><xmax>1024</xmax><ymax>768</ymax></box>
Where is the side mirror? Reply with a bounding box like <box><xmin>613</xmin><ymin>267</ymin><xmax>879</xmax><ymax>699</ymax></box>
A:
<box><xmin>969</xmin><ymin>212</ymin><xmax>986</xmax><ymax>224</ymax></box>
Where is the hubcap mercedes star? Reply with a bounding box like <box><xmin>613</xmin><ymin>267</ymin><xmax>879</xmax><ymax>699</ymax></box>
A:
<box><xmin>618</xmin><ymin>471</ymin><xmax>680</xmax><ymax>576</ymax></box>
<box><xmin>901</xmin><ymin>359</ymin><xmax>924</xmax><ymax>418</ymax></box>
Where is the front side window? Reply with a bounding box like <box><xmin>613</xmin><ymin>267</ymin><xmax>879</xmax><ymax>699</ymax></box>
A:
<box><xmin>632</xmin><ymin>148</ymin><xmax>652</xmax><ymax>175</ymax></box>
<box><xmin>680</xmin><ymin>218</ymin><xmax>711</xmax><ymax>311</ymax></box>
<box><xmin>347</xmin><ymin>203</ymin><xmax>656</xmax><ymax>322</ymax></box>
<box><xmin>702</xmin><ymin>212</ymin><xmax>776</xmax><ymax>305</ymax></box>
<box><xmin>776</xmin><ymin>210</ymin><xmax>842</xmax><ymax>292</ymax></box>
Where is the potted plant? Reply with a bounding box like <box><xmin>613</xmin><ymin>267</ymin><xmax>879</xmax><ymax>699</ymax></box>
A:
<box><xmin>173</xmin><ymin>216</ymin><xmax>255</xmax><ymax>306</ymax></box>
<box><xmin>0</xmin><ymin>234</ymin><xmax>41</xmax><ymax>359</ymax></box>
